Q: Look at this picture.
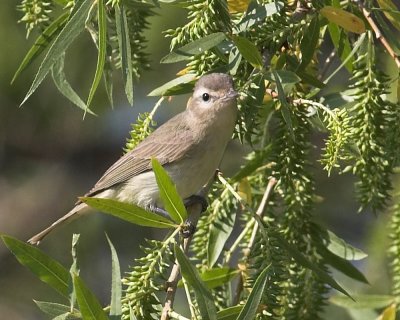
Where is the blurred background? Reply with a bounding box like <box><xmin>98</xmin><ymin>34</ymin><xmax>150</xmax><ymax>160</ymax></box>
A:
<box><xmin>0</xmin><ymin>1</ymin><xmax>393</xmax><ymax>319</ymax></box>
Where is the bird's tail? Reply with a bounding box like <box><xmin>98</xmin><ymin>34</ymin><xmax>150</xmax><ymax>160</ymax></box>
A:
<box><xmin>27</xmin><ymin>202</ymin><xmax>89</xmax><ymax>245</ymax></box>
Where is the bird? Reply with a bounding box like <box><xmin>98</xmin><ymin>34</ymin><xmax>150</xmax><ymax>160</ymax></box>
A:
<box><xmin>28</xmin><ymin>73</ymin><xmax>238</xmax><ymax>245</ymax></box>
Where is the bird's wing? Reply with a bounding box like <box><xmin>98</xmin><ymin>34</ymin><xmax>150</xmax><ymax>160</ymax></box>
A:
<box><xmin>85</xmin><ymin>113</ymin><xmax>196</xmax><ymax>197</ymax></box>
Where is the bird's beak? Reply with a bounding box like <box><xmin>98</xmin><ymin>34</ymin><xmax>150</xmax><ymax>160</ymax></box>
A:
<box><xmin>224</xmin><ymin>89</ymin><xmax>239</xmax><ymax>100</ymax></box>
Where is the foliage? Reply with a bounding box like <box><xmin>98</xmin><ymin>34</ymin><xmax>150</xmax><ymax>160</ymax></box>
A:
<box><xmin>6</xmin><ymin>0</ymin><xmax>400</xmax><ymax>319</ymax></box>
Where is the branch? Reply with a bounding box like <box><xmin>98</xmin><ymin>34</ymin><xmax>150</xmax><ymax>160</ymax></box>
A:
<box><xmin>161</xmin><ymin>178</ymin><xmax>214</xmax><ymax>320</ymax></box>
<box><xmin>356</xmin><ymin>0</ymin><xmax>400</xmax><ymax>68</ymax></box>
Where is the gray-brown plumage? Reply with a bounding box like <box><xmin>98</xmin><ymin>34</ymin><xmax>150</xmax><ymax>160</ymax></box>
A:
<box><xmin>28</xmin><ymin>73</ymin><xmax>238</xmax><ymax>245</ymax></box>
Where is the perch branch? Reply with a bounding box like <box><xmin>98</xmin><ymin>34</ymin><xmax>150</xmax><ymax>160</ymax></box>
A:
<box><xmin>356</xmin><ymin>0</ymin><xmax>400</xmax><ymax>68</ymax></box>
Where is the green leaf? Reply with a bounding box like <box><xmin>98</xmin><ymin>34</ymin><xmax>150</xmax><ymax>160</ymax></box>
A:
<box><xmin>265</xmin><ymin>69</ymin><xmax>301</xmax><ymax>87</ymax></box>
<box><xmin>34</xmin><ymin>301</ymin><xmax>80</xmax><ymax>319</ymax></box>
<box><xmin>270</xmin><ymin>70</ymin><xmax>295</xmax><ymax>140</ymax></box>
<box><xmin>148</xmin><ymin>73</ymin><xmax>196</xmax><ymax>96</ymax></box>
<box><xmin>324</xmin><ymin>230</ymin><xmax>367</xmax><ymax>260</ymax></box>
<box><xmin>237</xmin><ymin>2</ymin><xmax>283</xmax><ymax>32</ymax></box>
<box><xmin>217</xmin><ymin>306</ymin><xmax>243</xmax><ymax>320</ymax></box>
<box><xmin>236</xmin><ymin>265</ymin><xmax>270</xmax><ymax>320</ymax></box>
<box><xmin>377</xmin><ymin>0</ymin><xmax>400</xmax><ymax>31</ymax></box>
<box><xmin>106</xmin><ymin>235</ymin><xmax>122</xmax><ymax>319</ymax></box>
<box><xmin>319</xmin><ymin>247</ymin><xmax>369</xmax><ymax>284</ymax></box>
<box><xmin>151</xmin><ymin>158</ymin><xmax>187</xmax><ymax>223</ymax></box>
<box><xmin>21</xmin><ymin>0</ymin><xmax>92</xmax><ymax>106</ymax></box>
<box><xmin>161</xmin><ymin>32</ymin><xmax>226</xmax><ymax>63</ymax></box>
<box><xmin>231</xmin><ymin>35</ymin><xmax>263</xmax><ymax>69</ymax></box>
<box><xmin>174</xmin><ymin>244</ymin><xmax>217</xmax><ymax>320</ymax></box>
<box><xmin>115</xmin><ymin>3</ymin><xmax>133</xmax><ymax>105</ymax></box>
<box><xmin>80</xmin><ymin>197</ymin><xmax>176</xmax><ymax>228</ymax></box>
<box><xmin>200</xmin><ymin>267</ymin><xmax>239</xmax><ymax>289</ymax></box>
<box><xmin>207</xmin><ymin>208</ymin><xmax>237</xmax><ymax>267</ymax></box>
<box><xmin>1</xmin><ymin>235</ymin><xmax>70</xmax><ymax>297</ymax></box>
<box><xmin>327</xmin><ymin>22</ymin><xmax>353</xmax><ymax>72</ymax></box>
<box><xmin>73</xmin><ymin>274</ymin><xmax>109</xmax><ymax>320</ymax></box>
<box><xmin>11</xmin><ymin>12</ymin><xmax>69</xmax><ymax>84</ymax></box>
<box><xmin>276</xmin><ymin>234</ymin><xmax>353</xmax><ymax>299</ymax></box>
<box><xmin>299</xmin><ymin>16</ymin><xmax>320</xmax><ymax>70</ymax></box>
<box><xmin>86</xmin><ymin>0</ymin><xmax>107</xmax><ymax>109</ymax></box>
<box><xmin>330</xmin><ymin>294</ymin><xmax>396</xmax><ymax>309</ymax></box>
<box><xmin>69</xmin><ymin>234</ymin><xmax>81</xmax><ymax>311</ymax></box>
<box><xmin>51</xmin><ymin>54</ymin><xmax>95</xmax><ymax>115</ymax></box>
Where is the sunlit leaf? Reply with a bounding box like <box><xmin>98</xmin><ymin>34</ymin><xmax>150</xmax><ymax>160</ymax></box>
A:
<box><xmin>161</xmin><ymin>33</ymin><xmax>226</xmax><ymax>63</ymax></box>
<box><xmin>236</xmin><ymin>265</ymin><xmax>270</xmax><ymax>320</ymax></box>
<box><xmin>51</xmin><ymin>54</ymin><xmax>95</xmax><ymax>115</ymax></box>
<box><xmin>330</xmin><ymin>294</ymin><xmax>395</xmax><ymax>309</ymax></box>
<box><xmin>377</xmin><ymin>0</ymin><xmax>400</xmax><ymax>31</ymax></box>
<box><xmin>148</xmin><ymin>73</ymin><xmax>196</xmax><ymax>96</ymax></box>
<box><xmin>12</xmin><ymin>12</ymin><xmax>69</xmax><ymax>84</ymax></box>
<box><xmin>320</xmin><ymin>6</ymin><xmax>365</xmax><ymax>34</ymax></box>
<box><xmin>174</xmin><ymin>244</ymin><xmax>217</xmax><ymax>320</ymax></box>
<box><xmin>217</xmin><ymin>306</ymin><xmax>243</xmax><ymax>320</ymax></box>
<box><xmin>1</xmin><ymin>235</ymin><xmax>70</xmax><ymax>297</ymax></box>
<box><xmin>86</xmin><ymin>0</ymin><xmax>107</xmax><ymax>109</ymax></box>
<box><xmin>73</xmin><ymin>274</ymin><xmax>108</xmax><ymax>320</ymax></box>
<box><xmin>80</xmin><ymin>197</ymin><xmax>176</xmax><ymax>228</ymax></box>
<box><xmin>299</xmin><ymin>16</ymin><xmax>320</xmax><ymax>70</ymax></box>
<box><xmin>151</xmin><ymin>158</ymin><xmax>187</xmax><ymax>223</ymax></box>
<box><xmin>21</xmin><ymin>0</ymin><xmax>92</xmax><ymax>105</ymax></box>
<box><xmin>106</xmin><ymin>235</ymin><xmax>122</xmax><ymax>318</ymax></box>
<box><xmin>115</xmin><ymin>3</ymin><xmax>133</xmax><ymax>105</ymax></box>
<box><xmin>232</xmin><ymin>35</ymin><xmax>263</xmax><ymax>69</ymax></box>
<box><xmin>34</xmin><ymin>301</ymin><xmax>80</xmax><ymax>319</ymax></box>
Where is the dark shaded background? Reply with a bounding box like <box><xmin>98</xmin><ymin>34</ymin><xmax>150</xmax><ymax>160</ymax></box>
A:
<box><xmin>0</xmin><ymin>2</ymin><xmax>393</xmax><ymax>319</ymax></box>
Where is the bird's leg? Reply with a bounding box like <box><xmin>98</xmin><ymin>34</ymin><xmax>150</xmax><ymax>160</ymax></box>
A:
<box><xmin>149</xmin><ymin>205</ymin><xmax>170</xmax><ymax>220</ymax></box>
<box><xmin>180</xmin><ymin>195</ymin><xmax>208</xmax><ymax>238</ymax></box>
<box><xmin>184</xmin><ymin>195</ymin><xmax>208</xmax><ymax>212</ymax></box>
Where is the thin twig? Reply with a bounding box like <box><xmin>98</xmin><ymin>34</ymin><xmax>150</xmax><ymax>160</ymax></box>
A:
<box><xmin>161</xmin><ymin>178</ymin><xmax>214</xmax><ymax>320</ymax></box>
<box><xmin>356</xmin><ymin>0</ymin><xmax>400</xmax><ymax>68</ymax></box>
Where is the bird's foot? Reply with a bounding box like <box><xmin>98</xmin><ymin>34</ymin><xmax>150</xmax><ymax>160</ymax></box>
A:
<box><xmin>181</xmin><ymin>220</ymin><xmax>196</xmax><ymax>238</ymax></box>
<box><xmin>184</xmin><ymin>195</ymin><xmax>208</xmax><ymax>212</ymax></box>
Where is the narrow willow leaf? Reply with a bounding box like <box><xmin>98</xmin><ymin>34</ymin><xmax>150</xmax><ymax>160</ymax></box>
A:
<box><xmin>324</xmin><ymin>229</ymin><xmax>368</xmax><ymax>260</ymax></box>
<box><xmin>69</xmin><ymin>234</ymin><xmax>80</xmax><ymax>311</ymax></box>
<box><xmin>86</xmin><ymin>0</ymin><xmax>107</xmax><ymax>109</ymax></box>
<box><xmin>327</xmin><ymin>22</ymin><xmax>353</xmax><ymax>71</ymax></box>
<box><xmin>200</xmin><ymin>267</ymin><xmax>239</xmax><ymax>289</ymax></box>
<box><xmin>237</xmin><ymin>2</ymin><xmax>283</xmax><ymax>32</ymax></box>
<box><xmin>379</xmin><ymin>304</ymin><xmax>396</xmax><ymax>320</ymax></box>
<box><xmin>1</xmin><ymin>235</ymin><xmax>70</xmax><ymax>297</ymax></box>
<box><xmin>231</xmin><ymin>35</ymin><xmax>263</xmax><ymax>69</ymax></box>
<box><xmin>299</xmin><ymin>16</ymin><xmax>320</xmax><ymax>70</ymax></box>
<box><xmin>377</xmin><ymin>0</ymin><xmax>400</xmax><ymax>31</ymax></box>
<box><xmin>79</xmin><ymin>197</ymin><xmax>176</xmax><ymax>228</ymax></box>
<box><xmin>320</xmin><ymin>6</ymin><xmax>366</xmax><ymax>34</ymax></box>
<box><xmin>272</xmin><ymin>70</ymin><xmax>294</xmax><ymax>140</ymax></box>
<box><xmin>151</xmin><ymin>158</ymin><xmax>187</xmax><ymax>223</ymax></box>
<box><xmin>51</xmin><ymin>54</ymin><xmax>95</xmax><ymax>115</ymax></box>
<box><xmin>319</xmin><ymin>247</ymin><xmax>368</xmax><ymax>284</ymax></box>
<box><xmin>217</xmin><ymin>306</ymin><xmax>243</xmax><ymax>320</ymax></box>
<box><xmin>330</xmin><ymin>294</ymin><xmax>395</xmax><ymax>309</ymax></box>
<box><xmin>265</xmin><ymin>69</ymin><xmax>301</xmax><ymax>87</ymax></box>
<box><xmin>106</xmin><ymin>234</ymin><xmax>122</xmax><ymax>318</ymax></box>
<box><xmin>161</xmin><ymin>32</ymin><xmax>226</xmax><ymax>63</ymax></box>
<box><xmin>277</xmin><ymin>234</ymin><xmax>353</xmax><ymax>299</ymax></box>
<box><xmin>21</xmin><ymin>0</ymin><xmax>92</xmax><ymax>106</ymax></box>
<box><xmin>207</xmin><ymin>208</ymin><xmax>237</xmax><ymax>267</ymax></box>
<box><xmin>174</xmin><ymin>244</ymin><xmax>217</xmax><ymax>320</ymax></box>
<box><xmin>148</xmin><ymin>73</ymin><xmax>196</xmax><ymax>96</ymax></box>
<box><xmin>34</xmin><ymin>301</ymin><xmax>80</xmax><ymax>318</ymax></box>
<box><xmin>73</xmin><ymin>275</ymin><xmax>109</xmax><ymax>320</ymax></box>
<box><xmin>104</xmin><ymin>50</ymin><xmax>114</xmax><ymax>108</ymax></box>
<box><xmin>12</xmin><ymin>12</ymin><xmax>69</xmax><ymax>84</ymax></box>
<box><xmin>236</xmin><ymin>265</ymin><xmax>270</xmax><ymax>320</ymax></box>
<box><xmin>115</xmin><ymin>3</ymin><xmax>133</xmax><ymax>105</ymax></box>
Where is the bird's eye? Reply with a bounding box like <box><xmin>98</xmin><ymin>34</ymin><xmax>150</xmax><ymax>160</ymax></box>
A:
<box><xmin>202</xmin><ymin>93</ymin><xmax>210</xmax><ymax>102</ymax></box>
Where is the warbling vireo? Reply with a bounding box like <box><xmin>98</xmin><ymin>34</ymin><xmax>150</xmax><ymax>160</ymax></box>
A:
<box><xmin>28</xmin><ymin>73</ymin><xmax>238</xmax><ymax>245</ymax></box>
